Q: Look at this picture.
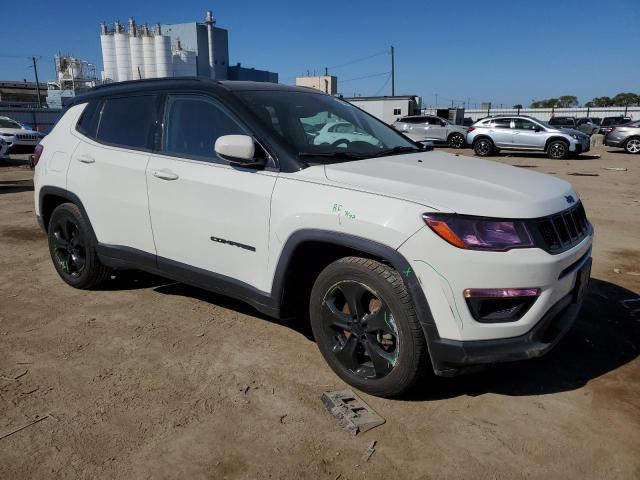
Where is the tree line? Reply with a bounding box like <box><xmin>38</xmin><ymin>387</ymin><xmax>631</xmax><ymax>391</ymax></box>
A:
<box><xmin>524</xmin><ymin>93</ymin><xmax>640</xmax><ymax>109</ymax></box>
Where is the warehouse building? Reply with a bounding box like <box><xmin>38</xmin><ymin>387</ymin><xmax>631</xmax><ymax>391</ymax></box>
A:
<box><xmin>345</xmin><ymin>95</ymin><xmax>422</xmax><ymax>124</ymax></box>
<box><xmin>99</xmin><ymin>11</ymin><xmax>277</xmax><ymax>83</ymax></box>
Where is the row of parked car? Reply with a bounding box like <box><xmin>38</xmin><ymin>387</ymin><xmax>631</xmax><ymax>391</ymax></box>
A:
<box><xmin>392</xmin><ymin>114</ymin><xmax>639</xmax><ymax>158</ymax></box>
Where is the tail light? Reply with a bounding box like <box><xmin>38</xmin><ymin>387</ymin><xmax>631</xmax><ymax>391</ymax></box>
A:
<box><xmin>32</xmin><ymin>144</ymin><xmax>44</xmax><ymax>167</ymax></box>
<box><xmin>467</xmin><ymin>127</ymin><xmax>476</xmax><ymax>133</ymax></box>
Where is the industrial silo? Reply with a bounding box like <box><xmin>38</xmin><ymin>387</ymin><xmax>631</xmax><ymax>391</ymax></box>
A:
<box><xmin>154</xmin><ymin>24</ymin><xmax>172</xmax><ymax>78</ymax></box>
<box><xmin>141</xmin><ymin>25</ymin><xmax>156</xmax><ymax>78</ymax></box>
<box><xmin>114</xmin><ymin>21</ymin><xmax>132</xmax><ymax>81</ymax></box>
<box><xmin>99</xmin><ymin>23</ymin><xmax>117</xmax><ymax>82</ymax></box>
<box><xmin>128</xmin><ymin>18</ymin><xmax>145</xmax><ymax>80</ymax></box>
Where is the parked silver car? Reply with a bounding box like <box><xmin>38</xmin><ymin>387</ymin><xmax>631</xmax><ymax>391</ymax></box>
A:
<box><xmin>467</xmin><ymin>115</ymin><xmax>590</xmax><ymax>159</ymax></box>
<box><xmin>603</xmin><ymin>120</ymin><xmax>640</xmax><ymax>154</ymax></box>
<box><xmin>392</xmin><ymin>115</ymin><xmax>468</xmax><ymax>148</ymax></box>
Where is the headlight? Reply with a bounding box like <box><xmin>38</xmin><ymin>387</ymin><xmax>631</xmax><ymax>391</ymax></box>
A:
<box><xmin>423</xmin><ymin>213</ymin><xmax>534</xmax><ymax>251</ymax></box>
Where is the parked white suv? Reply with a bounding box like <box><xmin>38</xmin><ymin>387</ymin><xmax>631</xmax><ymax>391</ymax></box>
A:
<box><xmin>33</xmin><ymin>79</ymin><xmax>593</xmax><ymax>397</ymax></box>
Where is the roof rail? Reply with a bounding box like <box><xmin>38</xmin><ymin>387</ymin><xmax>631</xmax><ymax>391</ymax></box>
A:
<box><xmin>91</xmin><ymin>76</ymin><xmax>217</xmax><ymax>92</ymax></box>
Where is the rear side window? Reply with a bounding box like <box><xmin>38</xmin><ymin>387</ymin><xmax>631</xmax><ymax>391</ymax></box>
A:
<box><xmin>96</xmin><ymin>95</ymin><xmax>157</xmax><ymax>150</ymax></box>
<box><xmin>163</xmin><ymin>94</ymin><xmax>248</xmax><ymax>161</ymax></box>
<box><xmin>490</xmin><ymin>118</ymin><xmax>511</xmax><ymax>129</ymax></box>
<box><xmin>76</xmin><ymin>100</ymin><xmax>102</xmax><ymax>138</ymax></box>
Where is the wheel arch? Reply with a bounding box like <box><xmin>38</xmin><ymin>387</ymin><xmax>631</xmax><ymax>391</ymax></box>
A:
<box><xmin>471</xmin><ymin>135</ymin><xmax>494</xmax><ymax>146</ymax></box>
<box><xmin>271</xmin><ymin>229</ymin><xmax>439</xmax><ymax>340</ymax></box>
<box><xmin>39</xmin><ymin>186</ymin><xmax>98</xmax><ymax>244</ymax></box>
<box><xmin>544</xmin><ymin>136</ymin><xmax>570</xmax><ymax>151</ymax></box>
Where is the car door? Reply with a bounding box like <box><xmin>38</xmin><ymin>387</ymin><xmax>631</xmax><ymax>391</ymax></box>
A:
<box><xmin>487</xmin><ymin>118</ymin><xmax>513</xmax><ymax>147</ymax></box>
<box><xmin>146</xmin><ymin>93</ymin><xmax>277</xmax><ymax>292</ymax></box>
<box><xmin>416</xmin><ymin>116</ymin><xmax>445</xmax><ymax>141</ymax></box>
<box><xmin>67</xmin><ymin>95</ymin><xmax>158</xmax><ymax>254</ymax></box>
<box><xmin>512</xmin><ymin>118</ymin><xmax>545</xmax><ymax>148</ymax></box>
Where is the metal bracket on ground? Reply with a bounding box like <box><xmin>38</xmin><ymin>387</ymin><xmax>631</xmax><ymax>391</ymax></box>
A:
<box><xmin>321</xmin><ymin>389</ymin><xmax>385</xmax><ymax>435</ymax></box>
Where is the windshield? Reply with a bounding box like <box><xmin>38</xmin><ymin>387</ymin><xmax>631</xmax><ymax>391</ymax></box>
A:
<box><xmin>0</xmin><ymin>118</ymin><xmax>21</xmax><ymax>129</ymax></box>
<box><xmin>234</xmin><ymin>90</ymin><xmax>419</xmax><ymax>163</ymax></box>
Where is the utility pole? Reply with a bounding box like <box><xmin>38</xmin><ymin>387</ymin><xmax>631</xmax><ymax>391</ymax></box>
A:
<box><xmin>390</xmin><ymin>46</ymin><xmax>395</xmax><ymax>96</ymax></box>
<box><xmin>32</xmin><ymin>56</ymin><xmax>42</xmax><ymax>109</ymax></box>
<box><xmin>435</xmin><ymin>93</ymin><xmax>438</xmax><ymax>109</ymax></box>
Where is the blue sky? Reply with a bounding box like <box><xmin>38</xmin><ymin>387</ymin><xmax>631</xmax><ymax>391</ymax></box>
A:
<box><xmin>1</xmin><ymin>0</ymin><xmax>638</xmax><ymax>107</ymax></box>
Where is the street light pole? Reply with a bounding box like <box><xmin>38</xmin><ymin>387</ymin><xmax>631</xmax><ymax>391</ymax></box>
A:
<box><xmin>32</xmin><ymin>56</ymin><xmax>42</xmax><ymax>109</ymax></box>
<box><xmin>390</xmin><ymin>46</ymin><xmax>395</xmax><ymax>96</ymax></box>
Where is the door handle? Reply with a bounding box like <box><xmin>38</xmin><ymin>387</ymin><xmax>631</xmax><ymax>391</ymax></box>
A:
<box><xmin>152</xmin><ymin>169</ymin><xmax>179</xmax><ymax>181</ymax></box>
<box><xmin>76</xmin><ymin>154</ymin><xmax>95</xmax><ymax>164</ymax></box>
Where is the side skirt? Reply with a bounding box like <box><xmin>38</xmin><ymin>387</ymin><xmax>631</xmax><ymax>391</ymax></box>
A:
<box><xmin>96</xmin><ymin>244</ymin><xmax>280</xmax><ymax>318</ymax></box>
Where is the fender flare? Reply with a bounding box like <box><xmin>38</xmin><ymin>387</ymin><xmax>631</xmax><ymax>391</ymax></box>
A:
<box><xmin>38</xmin><ymin>186</ymin><xmax>99</xmax><ymax>245</ymax></box>
<box><xmin>270</xmin><ymin>229</ymin><xmax>441</xmax><ymax>342</ymax></box>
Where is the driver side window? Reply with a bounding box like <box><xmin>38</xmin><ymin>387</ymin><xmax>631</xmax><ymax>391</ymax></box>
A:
<box><xmin>513</xmin><ymin>119</ymin><xmax>538</xmax><ymax>130</ymax></box>
<box><xmin>163</xmin><ymin>94</ymin><xmax>249</xmax><ymax>162</ymax></box>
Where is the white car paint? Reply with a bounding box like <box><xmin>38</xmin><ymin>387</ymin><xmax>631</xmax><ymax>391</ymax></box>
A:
<box><xmin>0</xmin><ymin>116</ymin><xmax>45</xmax><ymax>148</ymax></box>
<box><xmin>34</xmin><ymin>100</ymin><xmax>592</xmax><ymax>348</ymax></box>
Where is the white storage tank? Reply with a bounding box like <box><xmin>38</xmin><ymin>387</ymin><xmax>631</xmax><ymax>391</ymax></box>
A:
<box><xmin>114</xmin><ymin>22</ymin><xmax>131</xmax><ymax>81</ymax></box>
<box><xmin>129</xmin><ymin>36</ymin><xmax>144</xmax><ymax>80</ymax></box>
<box><xmin>100</xmin><ymin>24</ymin><xmax>117</xmax><ymax>82</ymax></box>
<box><xmin>141</xmin><ymin>27</ymin><xmax>156</xmax><ymax>78</ymax></box>
<box><xmin>128</xmin><ymin>18</ymin><xmax>145</xmax><ymax>80</ymax></box>
<box><xmin>154</xmin><ymin>25</ymin><xmax>172</xmax><ymax>78</ymax></box>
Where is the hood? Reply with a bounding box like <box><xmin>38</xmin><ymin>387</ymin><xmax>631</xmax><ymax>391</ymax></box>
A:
<box><xmin>551</xmin><ymin>126</ymin><xmax>584</xmax><ymax>137</ymax></box>
<box><xmin>323</xmin><ymin>150</ymin><xmax>577</xmax><ymax>218</ymax></box>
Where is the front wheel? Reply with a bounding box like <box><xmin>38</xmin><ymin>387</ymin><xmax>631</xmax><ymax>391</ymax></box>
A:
<box><xmin>547</xmin><ymin>140</ymin><xmax>569</xmax><ymax>159</ymax></box>
<box><xmin>448</xmin><ymin>132</ymin><xmax>465</xmax><ymax>149</ymax></box>
<box><xmin>309</xmin><ymin>257</ymin><xmax>429</xmax><ymax>398</ymax></box>
<box><xmin>624</xmin><ymin>137</ymin><xmax>640</xmax><ymax>154</ymax></box>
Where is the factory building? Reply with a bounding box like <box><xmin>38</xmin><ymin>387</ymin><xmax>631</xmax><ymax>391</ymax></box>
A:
<box><xmin>295</xmin><ymin>75</ymin><xmax>338</xmax><ymax>95</ymax></box>
<box><xmin>99</xmin><ymin>11</ymin><xmax>277</xmax><ymax>83</ymax></box>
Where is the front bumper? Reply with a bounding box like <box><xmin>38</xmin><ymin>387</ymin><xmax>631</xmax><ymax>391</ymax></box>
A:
<box><xmin>570</xmin><ymin>138</ymin><xmax>590</xmax><ymax>153</ymax></box>
<box><xmin>397</xmin><ymin>224</ymin><xmax>593</xmax><ymax>375</ymax></box>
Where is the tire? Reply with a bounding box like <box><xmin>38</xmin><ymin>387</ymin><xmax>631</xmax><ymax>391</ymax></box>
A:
<box><xmin>309</xmin><ymin>256</ymin><xmax>428</xmax><ymax>398</ymax></box>
<box><xmin>448</xmin><ymin>132</ymin><xmax>465</xmax><ymax>149</ymax></box>
<box><xmin>546</xmin><ymin>140</ymin><xmax>569</xmax><ymax>159</ymax></box>
<box><xmin>47</xmin><ymin>203</ymin><xmax>111</xmax><ymax>289</ymax></box>
<box><xmin>473</xmin><ymin>138</ymin><xmax>494</xmax><ymax>157</ymax></box>
<box><xmin>623</xmin><ymin>137</ymin><xmax>640</xmax><ymax>154</ymax></box>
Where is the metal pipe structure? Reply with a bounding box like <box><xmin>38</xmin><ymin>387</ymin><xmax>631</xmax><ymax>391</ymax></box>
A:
<box><xmin>204</xmin><ymin>10</ymin><xmax>216</xmax><ymax>79</ymax></box>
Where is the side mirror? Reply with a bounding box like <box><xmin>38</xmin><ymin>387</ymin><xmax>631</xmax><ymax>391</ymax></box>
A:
<box><xmin>533</xmin><ymin>127</ymin><xmax>541</xmax><ymax>132</ymax></box>
<box><xmin>214</xmin><ymin>135</ymin><xmax>265</xmax><ymax>168</ymax></box>
<box><xmin>440</xmin><ymin>121</ymin><xmax>446</xmax><ymax>126</ymax></box>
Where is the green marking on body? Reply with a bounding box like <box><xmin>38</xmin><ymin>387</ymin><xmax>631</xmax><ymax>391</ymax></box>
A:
<box><xmin>404</xmin><ymin>267</ymin><xmax>412</xmax><ymax>277</ymax></box>
<box><xmin>412</xmin><ymin>259</ymin><xmax>464</xmax><ymax>330</ymax></box>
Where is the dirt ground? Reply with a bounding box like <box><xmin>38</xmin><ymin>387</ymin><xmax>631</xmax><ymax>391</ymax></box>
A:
<box><xmin>1</xmin><ymin>140</ymin><xmax>639</xmax><ymax>480</ymax></box>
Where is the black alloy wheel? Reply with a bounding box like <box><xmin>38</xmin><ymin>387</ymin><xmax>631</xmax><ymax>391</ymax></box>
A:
<box><xmin>320</xmin><ymin>280</ymin><xmax>399</xmax><ymax>379</ymax></box>
<box><xmin>449</xmin><ymin>133</ymin><xmax>465</xmax><ymax>149</ymax></box>
<box><xmin>474</xmin><ymin>138</ymin><xmax>494</xmax><ymax>156</ymax></box>
<box><xmin>51</xmin><ymin>217</ymin><xmax>86</xmax><ymax>278</ymax></box>
<box><xmin>310</xmin><ymin>257</ymin><xmax>428</xmax><ymax>397</ymax></box>
<box><xmin>47</xmin><ymin>203</ymin><xmax>111</xmax><ymax>289</ymax></box>
<box><xmin>547</xmin><ymin>140</ymin><xmax>569</xmax><ymax>159</ymax></box>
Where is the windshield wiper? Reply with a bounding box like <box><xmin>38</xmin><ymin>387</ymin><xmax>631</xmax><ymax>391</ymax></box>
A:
<box><xmin>371</xmin><ymin>146</ymin><xmax>423</xmax><ymax>157</ymax></box>
<box><xmin>298</xmin><ymin>151</ymin><xmax>368</xmax><ymax>160</ymax></box>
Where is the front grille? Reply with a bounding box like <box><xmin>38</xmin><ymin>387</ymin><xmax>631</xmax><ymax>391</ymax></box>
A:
<box><xmin>534</xmin><ymin>202</ymin><xmax>590</xmax><ymax>253</ymax></box>
<box><xmin>16</xmin><ymin>133</ymin><xmax>38</xmax><ymax>141</ymax></box>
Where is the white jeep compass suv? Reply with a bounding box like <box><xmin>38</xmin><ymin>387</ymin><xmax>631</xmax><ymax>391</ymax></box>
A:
<box><xmin>33</xmin><ymin>79</ymin><xmax>593</xmax><ymax>397</ymax></box>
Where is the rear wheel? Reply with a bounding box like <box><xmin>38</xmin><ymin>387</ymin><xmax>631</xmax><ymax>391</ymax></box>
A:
<box><xmin>47</xmin><ymin>203</ymin><xmax>111</xmax><ymax>289</ymax></box>
<box><xmin>547</xmin><ymin>140</ymin><xmax>569</xmax><ymax>159</ymax></box>
<box><xmin>473</xmin><ymin>138</ymin><xmax>494</xmax><ymax>157</ymax></box>
<box><xmin>309</xmin><ymin>257</ymin><xmax>428</xmax><ymax>398</ymax></box>
<box><xmin>623</xmin><ymin>137</ymin><xmax>640</xmax><ymax>154</ymax></box>
<box><xmin>448</xmin><ymin>132</ymin><xmax>465</xmax><ymax>149</ymax></box>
